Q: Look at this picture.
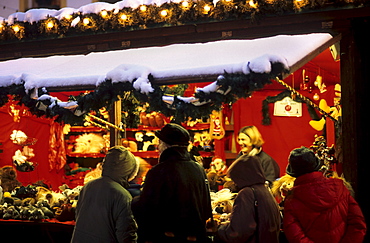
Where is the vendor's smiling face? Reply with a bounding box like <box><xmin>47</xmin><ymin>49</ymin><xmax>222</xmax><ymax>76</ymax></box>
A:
<box><xmin>237</xmin><ymin>133</ymin><xmax>253</xmax><ymax>154</ymax></box>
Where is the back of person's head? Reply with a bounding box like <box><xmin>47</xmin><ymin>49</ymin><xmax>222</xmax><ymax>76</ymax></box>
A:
<box><xmin>102</xmin><ymin>146</ymin><xmax>139</xmax><ymax>187</ymax></box>
<box><xmin>227</xmin><ymin>155</ymin><xmax>266</xmax><ymax>188</ymax></box>
<box><xmin>155</xmin><ymin>123</ymin><xmax>190</xmax><ymax>146</ymax></box>
<box><xmin>286</xmin><ymin>146</ymin><xmax>322</xmax><ymax>178</ymax></box>
<box><xmin>238</xmin><ymin>126</ymin><xmax>264</xmax><ymax>147</ymax></box>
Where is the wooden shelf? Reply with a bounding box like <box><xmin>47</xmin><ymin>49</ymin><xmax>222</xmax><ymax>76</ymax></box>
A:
<box><xmin>67</xmin><ymin>153</ymin><xmax>106</xmax><ymax>158</ymax></box>
<box><xmin>69</xmin><ymin>126</ymin><xmax>106</xmax><ymax>133</ymax></box>
<box><xmin>131</xmin><ymin>150</ymin><xmax>214</xmax><ymax>159</ymax></box>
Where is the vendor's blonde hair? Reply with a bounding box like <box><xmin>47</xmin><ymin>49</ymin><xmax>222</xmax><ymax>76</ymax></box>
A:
<box><xmin>238</xmin><ymin>126</ymin><xmax>265</xmax><ymax>148</ymax></box>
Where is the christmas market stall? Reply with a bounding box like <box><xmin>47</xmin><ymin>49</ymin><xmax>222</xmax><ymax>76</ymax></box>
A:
<box><xmin>0</xmin><ymin>0</ymin><xmax>351</xmax><ymax>241</ymax></box>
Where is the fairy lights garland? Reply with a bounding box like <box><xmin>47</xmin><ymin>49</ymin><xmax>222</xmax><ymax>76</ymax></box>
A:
<box><xmin>0</xmin><ymin>0</ymin><xmax>363</xmax><ymax>42</ymax></box>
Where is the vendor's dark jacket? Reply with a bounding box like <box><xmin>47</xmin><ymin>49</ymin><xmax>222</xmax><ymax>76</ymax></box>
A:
<box><xmin>283</xmin><ymin>171</ymin><xmax>367</xmax><ymax>243</ymax></box>
<box><xmin>237</xmin><ymin>150</ymin><xmax>280</xmax><ymax>185</ymax></box>
<box><xmin>71</xmin><ymin>160</ymin><xmax>137</xmax><ymax>242</ymax></box>
<box><xmin>218</xmin><ymin>155</ymin><xmax>280</xmax><ymax>243</ymax></box>
<box><xmin>132</xmin><ymin>146</ymin><xmax>212</xmax><ymax>242</ymax></box>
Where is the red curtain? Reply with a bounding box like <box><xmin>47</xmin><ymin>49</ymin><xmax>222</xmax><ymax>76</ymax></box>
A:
<box><xmin>0</xmin><ymin>104</ymin><xmax>67</xmax><ymax>190</ymax></box>
<box><xmin>216</xmin><ymin>86</ymin><xmax>337</xmax><ymax>177</ymax></box>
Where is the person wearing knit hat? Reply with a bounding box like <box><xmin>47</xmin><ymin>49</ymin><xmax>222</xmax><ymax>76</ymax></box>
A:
<box><xmin>132</xmin><ymin>123</ymin><xmax>212</xmax><ymax>243</ymax></box>
<box><xmin>286</xmin><ymin>146</ymin><xmax>322</xmax><ymax>177</ymax></box>
<box><xmin>283</xmin><ymin>146</ymin><xmax>366</xmax><ymax>243</ymax></box>
<box><xmin>71</xmin><ymin>146</ymin><xmax>138</xmax><ymax>243</ymax></box>
<box><xmin>155</xmin><ymin>123</ymin><xmax>191</xmax><ymax>153</ymax></box>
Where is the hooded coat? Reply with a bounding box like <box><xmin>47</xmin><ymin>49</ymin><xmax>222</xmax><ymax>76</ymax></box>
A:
<box><xmin>132</xmin><ymin>146</ymin><xmax>212</xmax><ymax>243</ymax></box>
<box><xmin>283</xmin><ymin>171</ymin><xmax>366</xmax><ymax>243</ymax></box>
<box><xmin>71</xmin><ymin>147</ymin><xmax>138</xmax><ymax>243</ymax></box>
<box><xmin>217</xmin><ymin>155</ymin><xmax>280</xmax><ymax>243</ymax></box>
<box><xmin>237</xmin><ymin>150</ymin><xmax>280</xmax><ymax>186</ymax></box>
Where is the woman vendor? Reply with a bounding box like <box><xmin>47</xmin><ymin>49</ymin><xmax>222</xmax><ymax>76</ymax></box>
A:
<box><xmin>237</xmin><ymin>125</ymin><xmax>280</xmax><ymax>186</ymax></box>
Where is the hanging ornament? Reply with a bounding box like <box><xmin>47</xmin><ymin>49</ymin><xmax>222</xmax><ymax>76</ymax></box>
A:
<box><xmin>10</xmin><ymin>130</ymin><xmax>37</xmax><ymax>172</ymax></box>
<box><xmin>209</xmin><ymin>110</ymin><xmax>225</xmax><ymax>140</ymax></box>
<box><xmin>8</xmin><ymin>103</ymin><xmax>21</xmax><ymax>122</ymax></box>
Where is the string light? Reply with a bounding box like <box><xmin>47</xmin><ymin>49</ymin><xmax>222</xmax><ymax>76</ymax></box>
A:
<box><xmin>12</xmin><ymin>25</ymin><xmax>20</xmax><ymax>33</ymax></box>
<box><xmin>181</xmin><ymin>1</ymin><xmax>191</xmax><ymax>10</ymax></box>
<box><xmin>100</xmin><ymin>10</ymin><xmax>108</xmax><ymax>18</ymax></box>
<box><xmin>0</xmin><ymin>1</ymin><xmax>357</xmax><ymax>41</ymax></box>
<box><xmin>46</xmin><ymin>21</ymin><xmax>54</xmax><ymax>29</ymax></box>
<box><xmin>83</xmin><ymin>18</ymin><xmax>90</xmax><ymax>26</ymax></box>
<box><xmin>120</xmin><ymin>13</ymin><xmax>128</xmax><ymax>21</ymax></box>
<box><xmin>160</xmin><ymin>9</ymin><xmax>168</xmax><ymax>17</ymax></box>
<box><xmin>203</xmin><ymin>4</ymin><xmax>212</xmax><ymax>14</ymax></box>
<box><xmin>140</xmin><ymin>5</ymin><xmax>147</xmax><ymax>12</ymax></box>
<box><xmin>64</xmin><ymin>14</ymin><xmax>72</xmax><ymax>20</ymax></box>
<box><xmin>248</xmin><ymin>0</ymin><xmax>258</xmax><ymax>8</ymax></box>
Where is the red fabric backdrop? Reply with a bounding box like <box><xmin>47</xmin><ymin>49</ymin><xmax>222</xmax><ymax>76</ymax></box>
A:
<box><xmin>226</xmin><ymin>85</ymin><xmax>337</xmax><ymax>177</ymax></box>
<box><xmin>0</xmin><ymin>105</ymin><xmax>67</xmax><ymax>190</ymax></box>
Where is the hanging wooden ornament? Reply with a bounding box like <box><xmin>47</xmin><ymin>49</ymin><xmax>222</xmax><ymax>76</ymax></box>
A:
<box><xmin>210</xmin><ymin>110</ymin><xmax>225</xmax><ymax>140</ymax></box>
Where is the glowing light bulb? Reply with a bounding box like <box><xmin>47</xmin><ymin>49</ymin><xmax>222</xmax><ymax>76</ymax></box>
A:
<box><xmin>249</xmin><ymin>0</ymin><xmax>258</xmax><ymax>8</ymax></box>
<box><xmin>46</xmin><ymin>21</ymin><xmax>54</xmax><ymax>29</ymax></box>
<box><xmin>182</xmin><ymin>1</ymin><xmax>189</xmax><ymax>8</ymax></box>
<box><xmin>140</xmin><ymin>5</ymin><xmax>147</xmax><ymax>12</ymax></box>
<box><xmin>64</xmin><ymin>14</ymin><xmax>72</xmax><ymax>20</ymax></box>
<box><xmin>83</xmin><ymin>18</ymin><xmax>90</xmax><ymax>25</ymax></box>
<box><xmin>100</xmin><ymin>10</ymin><xmax>108</xmax><ymax>18</ymax></box>
<box><xmin>120</xmin><ymin>14</ymin><xmax>128</xmax><ymax>20</ymax></box>
<box><xmin>203</xmin><ymin>4</ymin><xmax>211</xmax><ymax>13</ymax></box>
<box><xmin>12</xmin><ymin>25</ymin><xmax>20</xmax><ymax>32</ymax></box>
<box><xmin>160</xmin><ymin>9</ymin><xmax>168</xmax><ymax>17</ymax></box>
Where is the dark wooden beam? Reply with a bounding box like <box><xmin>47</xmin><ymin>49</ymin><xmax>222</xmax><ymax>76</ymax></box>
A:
<box><xmin>0</xmin><ymin>7</ymin><xmax>368</xmax><ymax>62</ymax></box>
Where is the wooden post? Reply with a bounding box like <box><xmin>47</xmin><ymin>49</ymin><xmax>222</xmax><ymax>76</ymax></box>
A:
<box><xmin>109</xmin><ymin>99</ymin><xmax>122</xmax><ymax>147</ymax></box>
<box><xmin>340</xmin><ymin>17</ymin><xmax>370</xmax><ymax>236</ymax></box>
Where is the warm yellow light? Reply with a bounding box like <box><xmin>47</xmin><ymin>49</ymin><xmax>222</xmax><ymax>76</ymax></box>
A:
<box><xmin>203</xmin><ymin>4</ymin><xmax>211</xmax><ymax>13</ymax></box>
<box><xmin>140</xmin><ymin>5</ymin><xmax>147</xmax><ymax>12</ymax></box>
<box><xmin>100</xmin><ymin>10</ymin><xmax>108</xmax><ymax>18</ymax></box>
<box><xmin>12</xmin><ymin>25</ymin><xmax>20</xmax><ymax>32</ymax></box>
<box><xmin>248</xmin><ymin>0</ymin><xmax>258</xmax><ymax>8</ymax></box>
<box><xmin>120</xmin><ymin>14</ymin><xmax>128</xmax><ymax>20</ymax></box>
<box><xmin>64</xmin><ymin>14</ymin><xmax>72</xmax><ymax>20</ymax></box>
<box><xmin>182</xmin><ymin>1</ymin><xmax>190</xmax><ymax>8</ymax></box>
<box><xmin>160</xmin><ymin>9</ymin><xmax>168</xmax><ymax>17</ymax></box>
<box><xmin>83</xmin><ymin>18</ymin><xmax>90</xmax><ymax>25</ymax></box>
<box><xmin>46</xmin><ymin>21</ymin><xmax>54</xmax><ymax>29</ymax></box>
<box><xmin>225</xmin><ymin>0</ymin><xmax>232</xmax><ymax>2</ymax></box>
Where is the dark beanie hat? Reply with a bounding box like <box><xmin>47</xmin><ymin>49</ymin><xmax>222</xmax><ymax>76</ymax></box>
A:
<box><xmin>155</xmin><ymin>123</ymin><xmax>190</xmax><ymax>146</ymax></box>
<box><xmin>286</xmin><ymin>146</ymin><xmax>322</xmax><ymax>177</ymax></box>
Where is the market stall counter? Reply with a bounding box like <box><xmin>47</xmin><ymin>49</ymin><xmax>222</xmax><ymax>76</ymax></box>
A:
<box><xmin>0</xmin><ymin>218</ymin><xmax>74</xmax><ymax>242</ymax></box>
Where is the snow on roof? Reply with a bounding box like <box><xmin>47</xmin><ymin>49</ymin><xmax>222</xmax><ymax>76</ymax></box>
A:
<box><xmin>0</xmin><ymin>33</ymin><xmax>333</xmax><ymax>92</ymax></box>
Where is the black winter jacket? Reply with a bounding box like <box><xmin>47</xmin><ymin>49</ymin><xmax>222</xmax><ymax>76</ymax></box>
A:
<box><xmin>132</xmin><ymin>146</ymin><xmax>212</xmax><ymax>242</ymax></box>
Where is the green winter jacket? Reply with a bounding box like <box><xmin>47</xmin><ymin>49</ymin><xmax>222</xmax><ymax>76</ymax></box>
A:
<box><xmin>71</xmin><ymin>147</ymin><xmax>138</xmax><ymax>243</ymax></box>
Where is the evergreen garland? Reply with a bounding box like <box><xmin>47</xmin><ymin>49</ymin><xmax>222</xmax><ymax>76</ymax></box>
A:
<box><xmin>0</xmin><ymin>1</ymin><xmax>365</xmax><ymax>43</ymax></box>
<box><xmin>0</xmin><ymin>60</ymin><xmax>288</xmax><ymax>126</ymax></box>
<box><xmin>261</xmin><ymin>89</ymin><xmax>320</xmax><ymax>125</ymax></box>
